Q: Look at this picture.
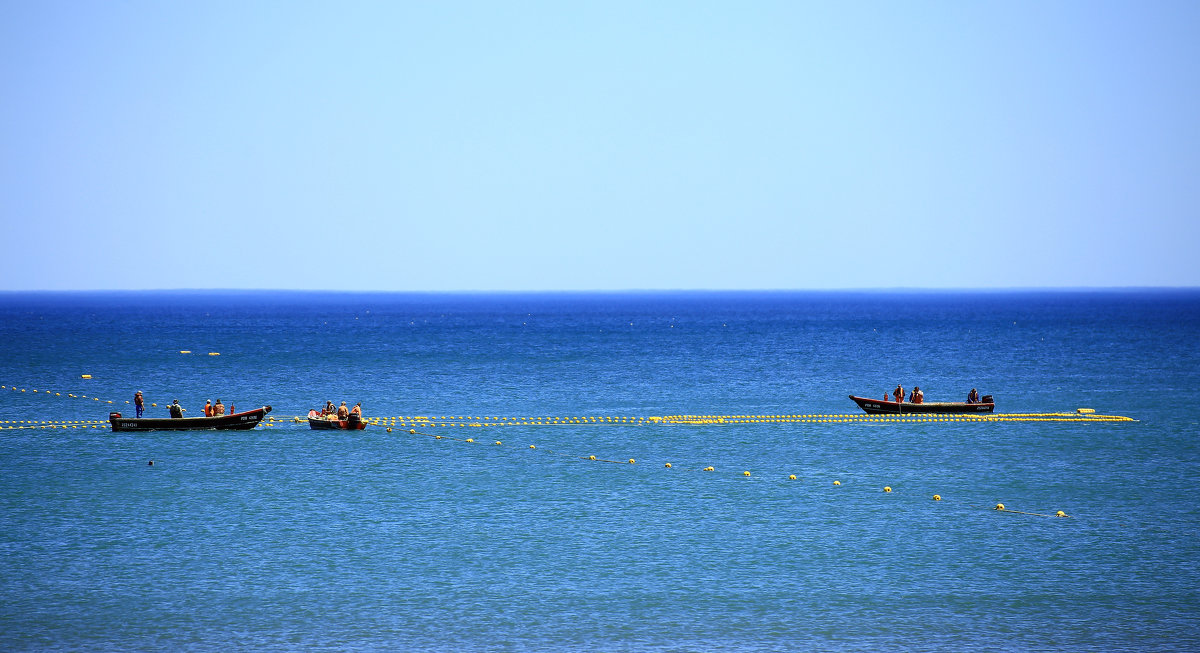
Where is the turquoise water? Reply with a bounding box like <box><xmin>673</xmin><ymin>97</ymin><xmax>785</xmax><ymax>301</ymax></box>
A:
<box><xmin>1</xmin><ymin>290</ymin><xmax>1198</xmax><ymax>651</ymax></box>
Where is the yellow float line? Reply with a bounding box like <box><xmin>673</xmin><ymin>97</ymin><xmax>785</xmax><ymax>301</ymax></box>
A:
<box><xmin>8</xmin><ymin>384</ymin><xmax>1135</xmax><ymax>427</ymax></box>
<box><xmin>2</xmin><ymin>384</ymin><xmax>137</xmax><ymax>408</ymax></box>
<box><xmin>266</xmin><ymin>411</ymin><xmax>1135</xmax><ymax>426</ymax></box>
<box><xmin>0</xmin><ymin>419</ymin><xmax>111</xmax><ymax>429</ymax></box>
<box><xmin>366</xmin><ymin>428</ymin><xmax>1075</xmax><ymax>519</ymax></box>
<box><xmin>2</xmin><ymin>398</ymin><xmax>1079</xmax><ymax>518</ymax></box>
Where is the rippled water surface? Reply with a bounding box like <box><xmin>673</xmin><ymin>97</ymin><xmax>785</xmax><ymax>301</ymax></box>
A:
<box><xmin>1</xmin><ymin>290</ymin><xmax>1198</xmax><ymax>651</ymax></box>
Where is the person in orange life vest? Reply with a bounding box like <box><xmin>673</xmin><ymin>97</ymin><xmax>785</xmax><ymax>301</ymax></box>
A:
<box><xmin>203</xmin><ymin>400</ymin><xmax>213</xmax><ymax>417</ymax></box>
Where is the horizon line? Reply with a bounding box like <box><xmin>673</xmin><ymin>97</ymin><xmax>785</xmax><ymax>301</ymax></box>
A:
<box><xmin>2</xmin><ymin>286</ymin><xmax>1198</xmax><ymax>294</ymax></box>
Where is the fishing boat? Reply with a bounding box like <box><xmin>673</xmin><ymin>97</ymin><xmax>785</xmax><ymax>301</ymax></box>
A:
<box><xmin>109</xmin><ymin>406</ymin><xmax>272</xmax><ymax>431</ymax></box>
<box><xmin>849</xmin><ymin>394</ymin><xmax>994</xmax><ymax>414</ymax></box>
<box><xmin>307</xmin><ymin>409</ymin><xmax>367</xmax><ymax>430</ymax></box>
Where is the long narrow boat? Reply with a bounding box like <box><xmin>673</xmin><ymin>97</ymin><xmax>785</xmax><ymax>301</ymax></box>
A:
<box><xmin>306</xmin><ymin>409</ymin><xmax>367</xmax><ymax>430</ymax></box>
<box><xmin>849</xmin><ymin>395</ymin><xmax>994</xmax><ymax>414</ymax></box>
<box><xmin>109</xmin><ymin>406</ymin><xmax>272</xmax><ymax>431</ymax></box>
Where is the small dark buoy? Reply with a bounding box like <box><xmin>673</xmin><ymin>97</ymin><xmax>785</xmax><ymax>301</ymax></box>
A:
<box><xmin>147</xmin><ymin>460</ymin><xmax>154</xmax><ymax>466</ymax></box>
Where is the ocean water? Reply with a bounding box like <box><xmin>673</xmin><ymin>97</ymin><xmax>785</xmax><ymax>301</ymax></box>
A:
<box><xmin>1</xmin><ymin>290</ymin><xmax>1198</xmax><ymax>651</ymax></box>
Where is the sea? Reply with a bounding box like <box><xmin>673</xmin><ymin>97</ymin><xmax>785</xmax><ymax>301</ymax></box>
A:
<box><xmin>0</xmin><ymin>289</ymin><xmax>1198</xmax><ymax>652</ymax></box>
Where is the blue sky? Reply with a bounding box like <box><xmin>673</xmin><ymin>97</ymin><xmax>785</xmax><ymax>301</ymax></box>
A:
<box><xmin>2</xmin><ymin>1</ymin><xmax>1197</xmax><ymax>290</ymax></box>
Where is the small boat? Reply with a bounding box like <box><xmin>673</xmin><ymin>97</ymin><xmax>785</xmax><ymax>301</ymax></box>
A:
<box><xmin>307</xmin><ymin>409</ymin><xmax>368</xmax><ymax>430</ymax></box>
<box><xmin>110</xmin><ymin>406</ymin><xmax>272</xmax><ymax>431</ymax></box>
<box><xmin>849</xmin><ymin>395</ymin><xmax>994</xmax><ymax>414</ymax></box>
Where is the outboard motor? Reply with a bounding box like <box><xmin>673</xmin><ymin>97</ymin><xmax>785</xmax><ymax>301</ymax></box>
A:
<box><xmin>109</xmin><ymin>412</ymin><xmax>122</xmax><ymax>420</ymax></box>
<box><xmin>981</xmin><ymin>395</ymin><xmax>994</xmax><ymax>404</ymax></box>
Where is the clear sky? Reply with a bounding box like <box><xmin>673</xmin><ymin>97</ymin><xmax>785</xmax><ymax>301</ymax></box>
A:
<box><xmin>2</xmin><ymin>1</ymin><xmax>1197</xmax><ymax>291</ymax></box>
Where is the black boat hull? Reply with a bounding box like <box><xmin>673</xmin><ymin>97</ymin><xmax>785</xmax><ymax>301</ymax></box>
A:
<box><xmin>110</xmin><ymin>406</ymin><xmax>272</xmax><ymax>431</ymax></box>
<box><xmin>849</xmin><ymin>395</ymin><xmax>994</xmax><ymax>414</ymax></box>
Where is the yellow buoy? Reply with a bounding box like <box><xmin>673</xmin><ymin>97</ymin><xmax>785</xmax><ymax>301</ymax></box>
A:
<box><xmin>704</xmin><ymin>466</ymin><xmax>714</xmax><ymax>472</ymax></box>
<box><xmin>529</xmin><ymin>445</ymin><xmax>536</xmax><ymax>449</ymax></box>
<box><xmin>833</xmin><ymin>480</ymin><xmax>841</xmax><ymax>486</ymax></box>
<box><xmin>933</xmin><ymin>494</ymin><xmax>942</xmax><ymax>501</ymax></box>
<box><xmin>788</xmin><ymin>474</ymin><xmax>796</xmax><ymax>480</ymax></box>
<box><xmin>466</xmin><ymin>438</ymin><xmax>474</xmax><ymax>443</ymax></box>
<box><xmin>589</xmin><ymin>455</ymin><xmax>596</xmax><ymax>460</ymax></box>
<box><xmin>995</xmin><ymin>503</ymin><xmax>1005</xmax><ymax>511</ymax></box>
<box><xmin>495</xmin><ymin>441</ymin><xmax>502</xmax><ymax>445</ymax></box>
<box><xmin>81</xmin><ymin>374</ymin><xmax>91</xmax><ymax>379</ymax></box>
<box><xmin>884</xmin><ymin>486</ymin><xmax>892</xmax><ymax>493</ymax></box>
<box><xmin>664</xmin><ymin>463</ymin><xmax>672</xmax><ymax>468</ymax></box>
<box><xmin>180</xmin><ymin>350</ymin><xmax>191</xmax><ymax>354</ymax></box>
<box><xmin>386</xmin><ymin>427</ymin><xmax>392</xmax><ymax>432</ymax></box>
<box><xmin>743</xmin><ymin>471</ymin><xmax>751</xmax><ymax>476</ymax></box>
<box><xmin>628</xmin><ymin>458</ymin><xmax>635</xmax><ymax>464</ymax></box>
<box><xmin>409</xmin><ymin>429</ymin><xmax>416</xmax><ymax>434</ymax></box>
<box><xmin>1056</xmin><ymin>510</ymin><xmax>1068</xmax><ymax>518</ymax></box>
<box><xmin>208</xmin><ymin>352</ymin><xmax>220</xmax><ymax>356</ymax></box>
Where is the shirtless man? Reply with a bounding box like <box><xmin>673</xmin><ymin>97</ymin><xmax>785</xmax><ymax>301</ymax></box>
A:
<box><xmin>337</xmin><ymin>401</ymin><xmax>349</xmax><ymax>420</ymax></box>
<box><xmin>134</xmin><ymin>391</ymin><xmax>144</xmax><ymax>418</ymax></box>
<box><xmin>214</xmin><ymin>399</ymin><xmax>225</xmax><ymax>416</ymax></box>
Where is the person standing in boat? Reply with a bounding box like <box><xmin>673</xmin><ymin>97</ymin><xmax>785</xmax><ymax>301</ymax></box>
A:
<box><xmin>134</xmin><ymin>391</ymin><xmax>144</xmax><ymax>418</ymax></box>
<box><xmin>214</xmin><ymin>399</ymin><xmax>225</xmax><ymax>416</ymax></box>
<box><xmin>911</xmin><ymin>386</ymin><xmax>924</xmax><ymax>404</ymax></box>
<box><xmin>894</xmin><ymin>384</ymin><xmax>904</xmax><ymax>403</ymax></box>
